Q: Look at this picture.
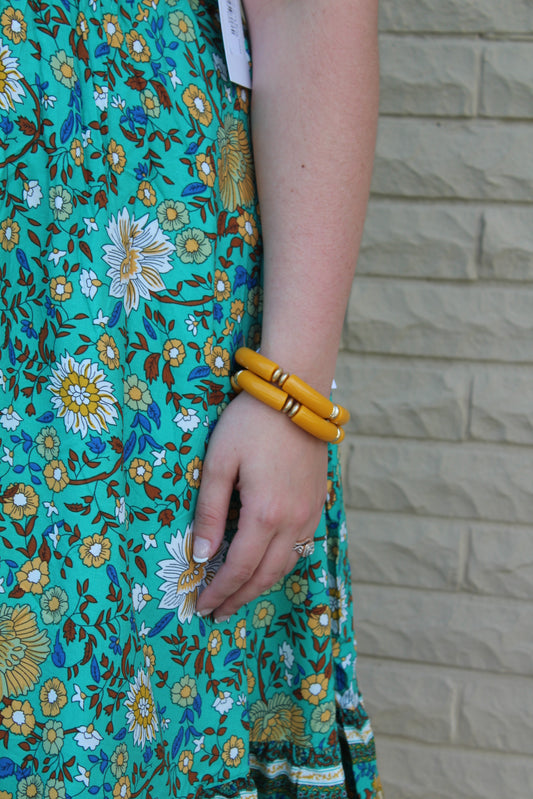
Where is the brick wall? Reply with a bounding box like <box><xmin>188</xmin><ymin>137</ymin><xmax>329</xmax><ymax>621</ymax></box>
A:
<box><xmin>337</xmin><ymin>3</ymin><xmax>533</xmax><ymax>797</ymax></box>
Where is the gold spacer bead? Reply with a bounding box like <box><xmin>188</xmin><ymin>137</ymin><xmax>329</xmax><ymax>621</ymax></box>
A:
<box><xmin>328</xmin><ymin>404</ymin><xmax>340</xmax><ymax>422</ymax></box>
<box><xmin>281</xmin><ymin>397</ymin><xmax>295</xmax><ymax>414</ymax></box>
<box><xmin>277</xmin><ymin>372</ymin><xmax>289</xmax><ymax>387</ymax></box>
<box><xmin>271</xmin><ymin>367</ymin><xmax>283</xmax><ymax>383</ymax></box>
<box><xmin>287</xmin><ymin>401</ymin><xmax>301</xmax><ymax>418</ymax></box>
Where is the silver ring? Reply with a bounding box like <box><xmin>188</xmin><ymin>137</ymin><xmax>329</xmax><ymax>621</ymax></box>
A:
<box><xmin>292</xmin><ymin>538</ymin><xmax>315</xmax><ymax>558</ymax></box>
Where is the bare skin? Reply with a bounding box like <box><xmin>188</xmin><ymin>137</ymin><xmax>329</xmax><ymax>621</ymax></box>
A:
<box><xmin>193</xmin><ymin>0</ymin><xmax>379</xmax><ymax>621</ymax></box>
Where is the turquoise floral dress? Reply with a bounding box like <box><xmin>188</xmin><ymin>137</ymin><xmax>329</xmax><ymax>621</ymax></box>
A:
<box><xmin>0</xmin><ymin>1</ymin><xmax>380</xmax><ymax>798</ymax></box>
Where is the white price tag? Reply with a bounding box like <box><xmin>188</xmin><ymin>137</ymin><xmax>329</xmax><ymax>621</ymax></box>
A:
<box><xmin>218</xmin><ymin>0</ymin><xmax>252</xmax><ymax>89</ymax></box>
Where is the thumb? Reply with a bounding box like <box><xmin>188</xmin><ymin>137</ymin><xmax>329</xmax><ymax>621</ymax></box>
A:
<box><xmin>192</xmin><ymin>449</ymin><xmax>236</xmax><ymax>565</ymax></box>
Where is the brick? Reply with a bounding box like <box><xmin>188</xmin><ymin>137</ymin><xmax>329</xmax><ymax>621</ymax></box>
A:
<box><xmin>358</xmin><ymin>201</ymin><xmax>480</xmax><ymax>280</ymax></box>
<box><xmin>372</xmin><ymin>119</ymin><xmax>533</xmax><ymax>201</ymax></box>
<box><xmin>375</xmin><ymin>738</ymin><xmax>533</xmax><ymax>799</ymax></box>
<box><xmin>352</xmin><ymin>585</ymin><xmax>533</xmax><ymax>675</ymax></box>
<box><xmin>379</xmin><ymin>35</ymin><xmax>480</xmax><ymax>117</ymax></box>
<box><xmin>481</xmin><ymin>42</ymin><xmax>533</xmax><ymax>119</ymax></box>
<box><xmin>335</xmin><ymin>355</ymin><xmax>470</xmax><ymax>440</ymax></box>
<box><xmin>481</xmin><ymin>207</ymin><xmax>533</xmax><ymax>282</ymax></box>
<box><xmin>458</xmin><ymin>671</ymin><xmax>533</xmax><ymax>756</ymax></box>
<box><xmin>470</xmin><ymin>369</ymin><xmax>533</xmax><ymax>444</ymax></box>
<box><xmin>467</xmin><ymin>524</ymin><xmax>533</xmax><ymax>600</ymax></box>
<box><xmin>355</xmin><ymin>659</ymin><xmax>456</xmax><ymax>744</ymax></box>
<box><xmin>379</xmin><ymin>0</ymin><xmax>533</xmax><ymax>35</ymax></box>
<box><xmin>347</xmin><ymin>510</ymin><xmax>466</xmax><ymax>591</ymax></box>
<box><xmin>344</xmin><ymin>438</ymin><xmax>533</xmax><ymax>524</ymax></box>
<box><xmin>344</xmin><ymin>278</ymin><xmax>533</xmax><ymax>363</ymax></box>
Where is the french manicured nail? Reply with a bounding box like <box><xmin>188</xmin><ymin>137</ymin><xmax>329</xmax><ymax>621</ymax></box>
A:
<box><xmin>214</xmin><ymin>614</ymin><xmax>231</xmax><ymax>624</ymax></box>
<box><xmin>192</xmin><ymin>536</ymin><xmax>211</xmax><ymax>563</ymax></box>
<box><xmin>195</xmin><ymin>608</ymin><xmax>213</xmax><ymax>618</ymax></box>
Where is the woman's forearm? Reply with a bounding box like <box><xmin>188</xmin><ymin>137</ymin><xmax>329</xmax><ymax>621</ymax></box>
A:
<box><xmin>243</xmin><ymin>0</ymin><xmax>379</xmax><ymax>396</ymax></box>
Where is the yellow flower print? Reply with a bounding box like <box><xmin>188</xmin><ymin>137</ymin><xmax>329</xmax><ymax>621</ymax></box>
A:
<box><xmin>249</xmin><ymin>694</ymin><xmax>310</xmax><ymax>746</ymax></box>
<box><xmin>307</xmin><ymin>605</ymin><xmax>331</xmax><ymax>637</ymax></box>
<box><xmin>195</xmin><ymin>152</ymin><xmax>215</xmax><ymax>187</ymax></box>
<box><xmin>125</xmin><ymin>668</ymin><xmax>159</xmax><ymax>747</ymax></box>
<box><xmin>230</xmin><ymin>299</ymin><xmax>244</xmax><ymax>323</ymax></box>
<box><xmin>43</xmin><ymin>460</ymin><xmax>69</xmax><ymax>492</ymax></box>
<box><xmin>79</xmin><ymin>533</ymin><xmax>112</xmax><ymax>567</ymax></box>
<box><xmin>3</xmin><ymin>483</ymin><xmax>39</xmax><ymax>520</ymax></box>
<box><xmin>112</xmin><ymin>777</ymin><xmax>131</xmax><ymax>799</ymax></box>
<box><xmin>236</xmin><ymin>85</ymin><xmax>249</xmax><ymax>113</ymax></box>
<box><xmin>213</xmin><ymin>269</ymin><xmax>231</xmax><ymax>302</ymax></box>
<box><xmin>39</xmin><ymin>677</ymin><xmax>67</xmax><ymax>717</ymax></box>
<box><xmin>110</xmin><ymin>743</ymin><xmax>129</xmax><ymax>778</ymax></box>
<box><xmin>125</xmin><ymin>29</ymin><xmax>151</xmax><ymax>62</ymax></box>
<box><xmin>207</xmin><ymin>630</ymin><xmax>222</xmax><ymax>656</ymax></box>
<box><xmin>157</xmin><ymin>199</ymin><xmax>189</xmax><ymax>232</ymax></box>
<box><xmin>175</xmin><ymin>227</ymin><xmax>212</xmax><ymax>264</ymax></box>
<box><xmin>103</xmin><ymin>14</ymin><xmax>124</xmax><ymax>48</ymax></box>
<box><xmin>0</xmin><ymin>792</ymin><xmax>12</xmax><ymax>799</ymax></box>
<box><xmin>252</xmin><ymin>600</ymin><xmax>275</xmax><ymax>629</ymax></box>
<box><xmin>178</xmin><ymin>750</ymin><xmax>194</xmax><ymax>774</ymax></box>
<box><xmin>0</xmin><ymin>604</ymin><xmax>50</xmax><ymax>700</ymax></box>
<box><xmin>2</xmin><ymin>699</ymin><xmax>35</xmax><ymax>736</ymax></box>
<box><xmin>310</xmin><ymin>700</ymin><xmax>336</xmax><ymax>734</ymax></box>
<box><xmin>184</xmin><ymin>456</ymin><xmax>202</xmax><ymax>488</ymax></box>
<box><xmin>217</xmin><ymin>114</ymin><xmax>255</xmax><ymax>211</ymax></box>
<box><xmin>124</xmin><ymin>375</ymin><xmax>152</xmax><ymax>411</ymax></box>
<box><xmin>300</xmin><ymin>673</ymin><xmax>329</xmax><ymax>706</ymax></box>
<box><xmin>204</xmin><ymin>343</ymin><xmax>230</xmax><ymax>377</ymax></box>
<box><xmin>1</xmin><ymin>7</ymin><xmax>27</xmax><ymax>44</ymax></box>
<box><xmin>162</xmin><ymin>338</ymin><xmax>185</xmax><ymax>366</ymax></box>
<box><xmin>97</xmin><ymin>333</ymin><xmax>120</xmax><ymax>370</ymax></box>
<box><xmin>137</xmin><ymin>180</ymin><xmax>157</xmax><ymax>206</ymax></box>
<box><xmin>50</xmin><ymin>276</ymin><xmax>73</xmax><ymax>302</ymax></box>
<box><xmin>129</xmin><ymin>457</ymin><xmax>153</xmax><ymax>484</ymax></box>
<box><xmin>237</xmin><ymin>211</ymin><xmax>258</xmax><ymax>246</ymax></box>
<box><xmin>326</xmin><ymin>478</ymin><xmax>336</xmax><ymax>510</ymax></box>
<box><xmin>143</xmin><ymin>643</ymin><xmax>156</xmax><ymax>675</ymax></box>
<box><xmin>107</xmin><ymin>139</ymin><xmax>127</xmax><ymax>174</ymax></box>
<box><xmin>70</xmin><ymin>138</ymin><xmax>84</xmax><ymax>165</ymax></box>
<box><xmin>0</xmin><ymin>217</ymin><xmax>19</xmax><ymax>251</ymax></box>
<box><xmin>247</xmin><ymin>667</ymin><xmax>255</xmax><ymax>693</ymax></box>
<box><xmin>76</xmin><ymin>11</ymin><xmax>89</xmax><ymax>39</ymax></box>
<box><xmin>234</xmin><ymin>619</ymin><xmax>247</xmax><ymax>650</ymax></box>
<box><xmin>285</xmin><ymin>574</ymin><xmax>308</xmax><ymax>606</ymax></box>
<box><xmin>221</xmin><ymin>735</ymin><xmax>245</xmax><ymax>767</ymax></box>
<box><xmin>182</xmin><ymin>84</ymin><xmax>212</xmax><ymax>126</ymax></box>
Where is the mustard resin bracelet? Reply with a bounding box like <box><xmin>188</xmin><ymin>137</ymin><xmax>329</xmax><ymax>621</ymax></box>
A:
<box><xmin>231</xmin><ymin>369</ymin><xmax>344</xmax><ymax>444</ymax></box>
<box><xmin>234</xmin><ymin>347</ymin><xmax>349</xmax><ymax>426</ymax></box>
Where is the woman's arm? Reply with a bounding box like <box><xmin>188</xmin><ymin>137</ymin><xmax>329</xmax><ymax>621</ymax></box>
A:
<box><xmin>194</xmin><ymin>0</ymin><xmax>379</xmax><ymax>620</ymax></box>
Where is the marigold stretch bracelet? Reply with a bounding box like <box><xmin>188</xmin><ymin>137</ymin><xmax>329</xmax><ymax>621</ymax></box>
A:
<box><xmin>234</xmin><ymin>347</ymin><xmax>349</xmax><ymax>426</ymax></box>
<box><xmin>231</xmin><ymin>369</ymin><xmax>344</xmax><ymax>443</ymax></box>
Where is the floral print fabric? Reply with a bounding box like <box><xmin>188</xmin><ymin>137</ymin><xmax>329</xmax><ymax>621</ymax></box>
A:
<box><xmin>0</xmin><ymin>1</ymin><xmax>380</xmax><ymax>797</ymax></box>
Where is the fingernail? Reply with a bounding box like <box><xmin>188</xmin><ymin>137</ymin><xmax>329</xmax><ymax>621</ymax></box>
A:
<box><xmin>214</xmin><ymin>614</ymin><xmax>231</xmax><ymax>624</ymax></box>
<box><xmin>193</xmin><ymin>536</ymin><xmax>211</xmax><ymax>563</ymax></box>
<box><xmin>195</xmin><ymin>608</ymin><xmax>213</xmax><ymax>618</ymax></box>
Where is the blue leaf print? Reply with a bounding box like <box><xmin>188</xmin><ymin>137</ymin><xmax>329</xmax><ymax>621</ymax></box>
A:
<box><xmin>188</xmin><ymin>365</ymin><xmax>210</xmax><ymax>381</ymax></box>
<box><xmin>52</xmin><ymin>632</ymin><xmax>66</xmax><ymax>667</ymax></box>
<box><xmin>88</xmin><ymin>786</ymin><xmax>100</xmax><ymax>795</ymax></box>
<box><xmin>224</xmin><ymin>649</ymin><xmax>241</xmax><ymax>666</ymax></box>
<box><xmin>16</xmin><ymin>249</ymin><xmax>30</xmax><ymax>271</ymax></box>
<box><xmin>213</xmin><ymin>303</ymin><xmax>223</xmax><ymax>322</ymax></box>
<box><xmin>147</xmin><ymin>402</ymin><xmax>161</xmax><ymax>428</ymax></box>
<box><xmin>185</xmin><ymin>141</ymin><xmax>199</xmax><ymax>155</ymax></box>
<box><xmin>60</xmin><ymin>109</ymin><xmax>74</xmax><ymax>143</ymax></box>
<box><xmin>95</xmin><ymin>43</ymin><xmax>110</xmax><ymax>58</ymax></box>
<box><xmin>113</xmin><ymin>728</ymin><xmax>127</xmax><ymax>741</ymax></box>
<box><xmin>172</xmin><ymin>727</ymin><xmax>184</xmax><ymax>759</ymax></box>
<box><xmin>87</xmin><ymin>435</ymin><xmax>106</xmax><ymax>455</ymax></box>
<box><xmin>143</xmin><ymin>317</ymin><xmax>157</xmax><ymax>339</ymax></box>
<box><xmin>108</xmin><ymin>301</ymin><xmax>122</xmax><ymax>328</ymax></box>
<box><xmin>182</xmin><ymin>182</ymin><xmax>206</xmax><ymax>197</ymax></box>
<box><xmin>91</xmin><ymin>655</ymin><xmax>101</xmax><ymax>683</ymax></box>
<box><xmin>8</xmin><ymin>341</ymin><xmax>15</xmax><ymax>365</ymax></box>
<box><xmin>148</xmin><ymin>611</ymin><xmax>175</xmax><ymax>637</ymax></box>
<box><xmin>37</xmin><ymin>411</ymin><xmax>55</xmax><ymax>424</ymax></box>
<box><xmin>13</xmin><ymin>465</ymin><xmax>24</xmax><ymax>474</ymax></box>
<box><xmin>0</xmin><ymin>758</ymin><xmax>15</xmax><ymax>778</ymax></box>
<box><xmin>233</xmin><ymin>265</ymin><xmax>248</xmax><ymax>290</ymax></box>
<box><xmin>106</xmin><ymin>564</ymin><xmax>120</xmax><ymax>587</ymax></box>
<box><xmin>138</xmin><ymin>414</ymin><xmax>151</xmax><ymax>432</ymax></box>
<box><xmin>22</xmin><ymin>431</ymin><xmax>33</xmax><ymax>452</ymax></box>
<box><xmin>123</xmin><ymin>431</ymin><xmax>137</xmax><ymax>461</ymax></box>
<box><xmin>193</xmin><ymin>693</ymin><xmax>202</xmax><ymax>714</ymax></box>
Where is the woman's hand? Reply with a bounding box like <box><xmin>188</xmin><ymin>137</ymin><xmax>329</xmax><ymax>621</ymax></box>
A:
<box><xmin>193</xmin><ymin>392</ymin><xmax>328</xmax><ymax>622</ymax></box>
